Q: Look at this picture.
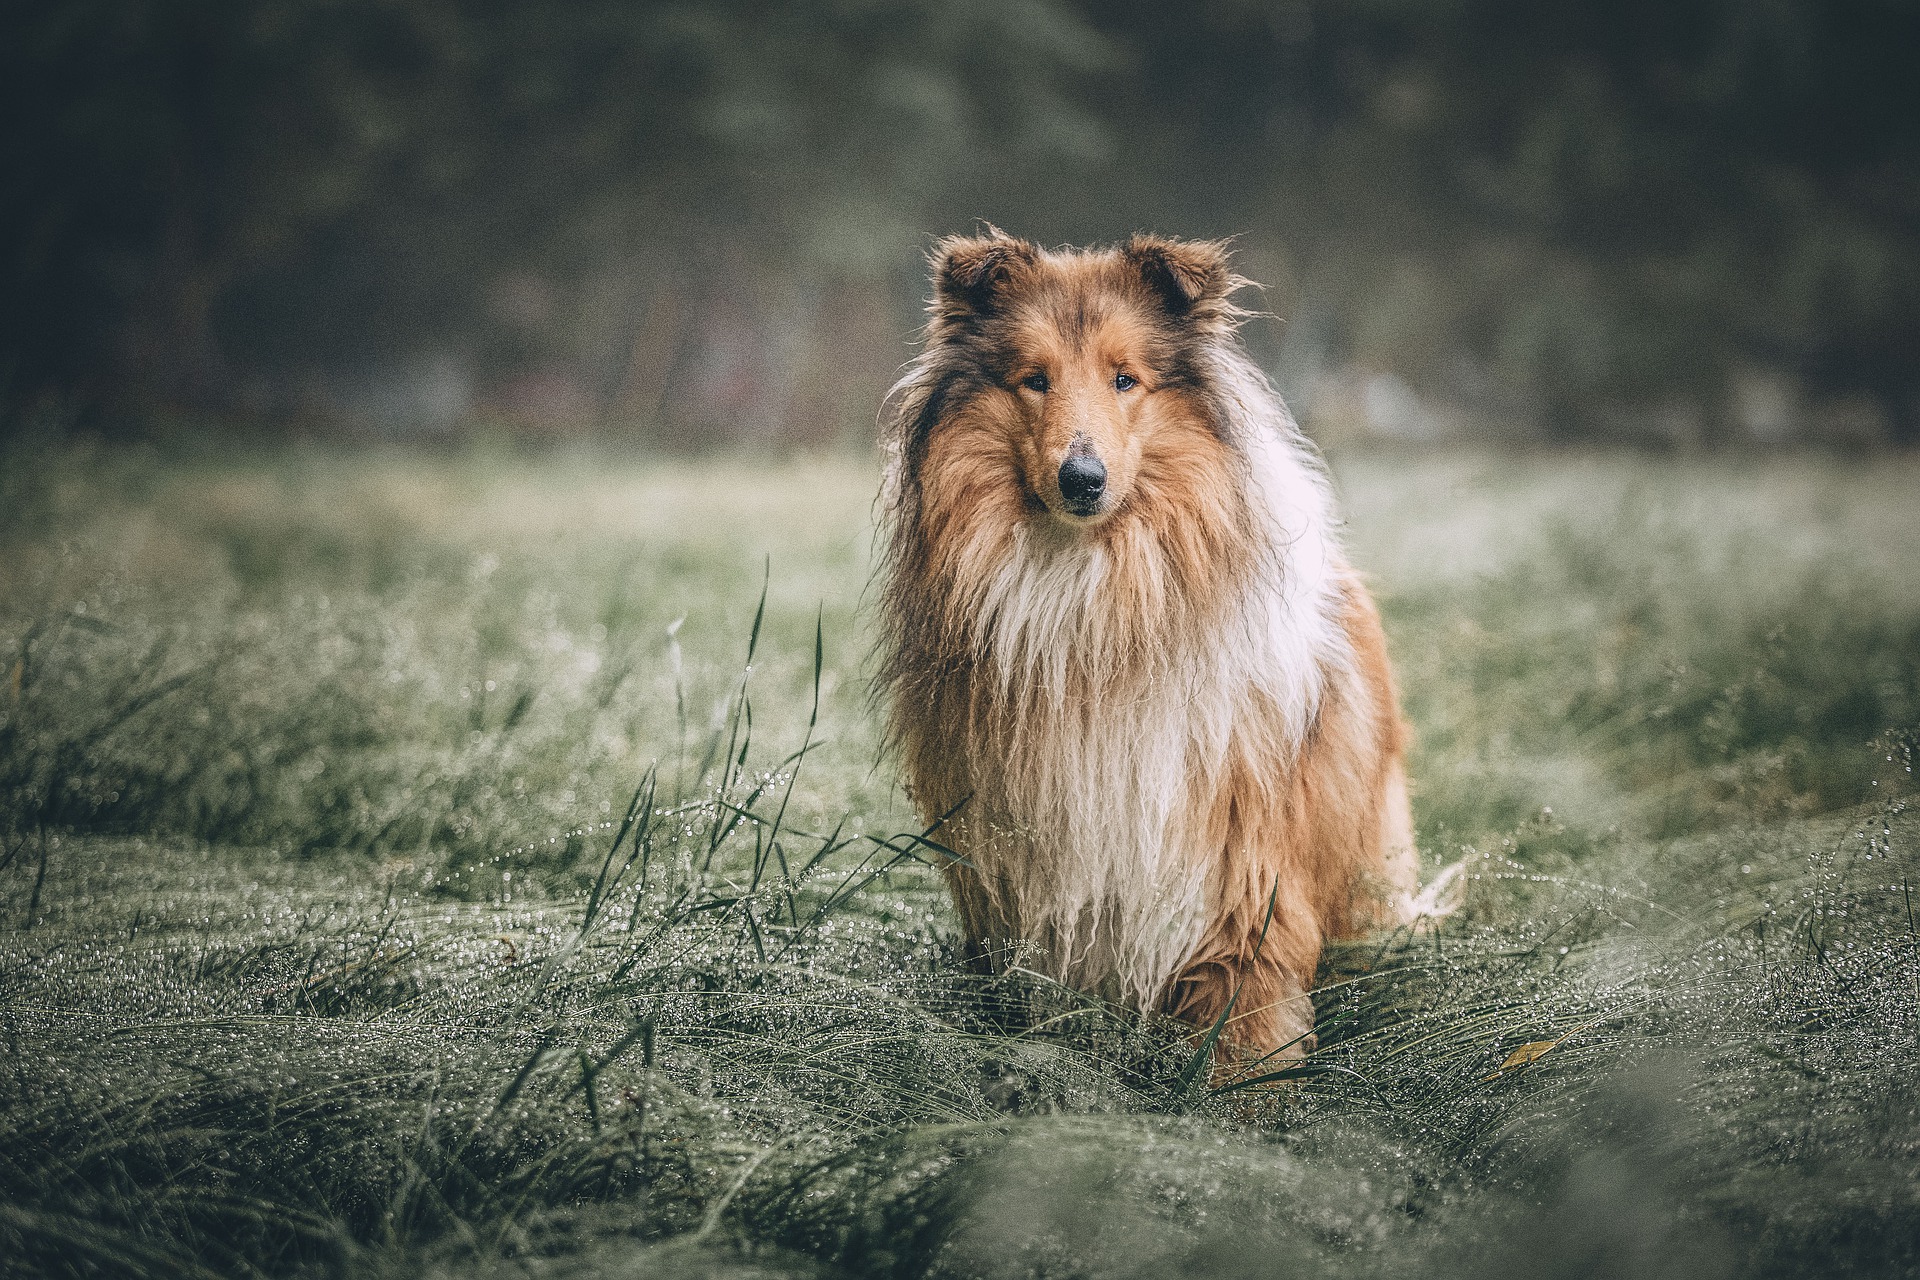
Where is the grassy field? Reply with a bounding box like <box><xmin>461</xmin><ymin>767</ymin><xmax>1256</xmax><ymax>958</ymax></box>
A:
<box><xmin>3</xmin><ymin>437</ymin><xmax>1918</xmax><ymax>1278</ymax></box>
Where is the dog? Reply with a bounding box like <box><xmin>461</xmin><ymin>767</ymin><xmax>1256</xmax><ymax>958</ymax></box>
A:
<box><xmin>875</xmin><ymin>230</ymin><xmax>1452</xmax><ymax>1060</ymax></box>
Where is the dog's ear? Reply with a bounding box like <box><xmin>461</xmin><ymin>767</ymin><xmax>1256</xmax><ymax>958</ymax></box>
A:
<box><xmin>931</xmin><ymin>230</ymin><xmax>1037</xmax><ymax>320</ymax></box>
<box><xmin>1124</xmin><ymin>235</ymin><xmax>1239</xmax><ymax>319</ymax></box>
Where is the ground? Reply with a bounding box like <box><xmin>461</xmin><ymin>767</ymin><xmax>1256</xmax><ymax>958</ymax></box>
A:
<box><xmin>2</xmin><ymin>439</ymin><xmax>1918</xmax><ymax>1278</ymax></box>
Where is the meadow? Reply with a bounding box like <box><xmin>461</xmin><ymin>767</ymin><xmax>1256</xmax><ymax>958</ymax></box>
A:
<box><xmin>3</xmin><ymin>436</ymin><xmax>1918</xmax><ymax>1278</ymax></box>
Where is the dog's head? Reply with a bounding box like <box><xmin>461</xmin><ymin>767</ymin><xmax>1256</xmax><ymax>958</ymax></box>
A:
<box><xmin>918</xmin><ymin>231</ymin><xmax>1248</xmax><ymax>529</ymax></box>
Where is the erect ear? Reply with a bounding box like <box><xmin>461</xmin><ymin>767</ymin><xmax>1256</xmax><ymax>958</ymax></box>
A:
<box><xmin>1123</xmin><ymin>235</ymin><xmax>1237</xmax><ymax>318</ymax></box>
<box><xmin>930</xmin><ymin>230</ymin><xmax>1037</xmax><ymax>318</ymax></box>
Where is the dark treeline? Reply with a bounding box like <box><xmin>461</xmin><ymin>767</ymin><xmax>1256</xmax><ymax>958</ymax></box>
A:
<box><xmin>5</xmin><ymin>0</ymin><xmax>1918</xmax><ymax>446</ymax></box>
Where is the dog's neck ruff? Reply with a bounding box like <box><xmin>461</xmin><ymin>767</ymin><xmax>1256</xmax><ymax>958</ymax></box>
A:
<box><xmin>894</xmin><ymin>368</ymin><xmax>1353</xmax><ymax>1009</ymax></box>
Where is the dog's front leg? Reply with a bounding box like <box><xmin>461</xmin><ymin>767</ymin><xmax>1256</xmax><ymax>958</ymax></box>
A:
<box><xmin>1163</xmin><ymin>896</ymin><xmax>1322</xmax><ymax>1065</ymax></box>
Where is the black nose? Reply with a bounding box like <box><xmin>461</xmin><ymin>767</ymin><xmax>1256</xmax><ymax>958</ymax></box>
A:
<box><xmin>1057</xmin><ymin>453</ymin><xmax>1107</xmax><ymax>511</ymax></box>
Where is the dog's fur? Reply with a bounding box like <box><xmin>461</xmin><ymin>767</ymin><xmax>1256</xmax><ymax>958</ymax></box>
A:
<box><xmin>875</xmin><ymin>230</ymin><xmax>1432</xmax><ymax>1057</ymax></box>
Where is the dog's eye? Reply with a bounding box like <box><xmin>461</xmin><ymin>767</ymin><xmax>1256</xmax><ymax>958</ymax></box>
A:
<box><xmin>1114</xmin><ymin>372</ymin><xmax>1137</xmax><ymax>392</ymax></box>
<box><xmin>1021</xmin><ymin>372</ymin><xmax>1050</xmax><ymax>393</ymax></box>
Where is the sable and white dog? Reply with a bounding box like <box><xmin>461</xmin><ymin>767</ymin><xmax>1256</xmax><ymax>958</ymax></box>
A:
<box><xmin>876</xmin><ymin>231</ymin><xmax>1449</xmax><ymax>1058</ymax></box>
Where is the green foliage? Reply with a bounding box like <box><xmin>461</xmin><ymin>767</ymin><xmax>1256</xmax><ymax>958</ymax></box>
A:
<box><xmin>6</xmin><ymin>0</ymin><xmax>1916</xmax><ymax>441</ymax></box>
<box><xmin>1091</xmin><ymin>0</ymin><xmax>1920</xmax><ymax>441</ymax></box>
<box><xmin>1</xmin><ymin>0</ymin><xmax>1113</xmax><ymax>435</ymax></box>
<box><xmin>3</xmin><ymin>444</ymin><xmax>1919</xmax><ymax>1277</ymax></box>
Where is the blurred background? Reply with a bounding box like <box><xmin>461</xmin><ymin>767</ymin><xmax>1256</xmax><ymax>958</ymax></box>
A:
<box><xmin>5</xmin><ymin>0</ymin><xmax>1918</xmax><ymax>449</ymax></box>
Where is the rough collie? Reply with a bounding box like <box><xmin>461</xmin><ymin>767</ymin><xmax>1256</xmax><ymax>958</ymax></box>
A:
<box><xmin>876</xmin><ymin>231</ymin><xmax>1444</xmax><ymax>1060</ymax></box>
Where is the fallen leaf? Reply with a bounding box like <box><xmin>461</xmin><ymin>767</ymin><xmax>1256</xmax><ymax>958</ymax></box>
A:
<box><xmin>1481</xmin><ymin>1026</ymin><xmax>1588</xmax><ymax>1082</ymax></box>
<box><xmin>1499</xmin><ymin>1039</ymin><xmax>1562</xmax><ymax>1070</ymax></box>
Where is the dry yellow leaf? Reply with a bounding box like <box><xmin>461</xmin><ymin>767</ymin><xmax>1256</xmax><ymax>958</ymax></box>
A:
<box><xmin>1481</xmin><ymin>1029</ymin><xmax>1587</xmax><ymax>1082</ymax></box>
<box><xmin>1500</xmin><ymin>1039</ymin><xmax>1562</xmax><ymax>1070</ymax></box>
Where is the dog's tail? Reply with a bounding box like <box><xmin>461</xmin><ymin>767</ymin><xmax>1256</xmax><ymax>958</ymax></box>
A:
<box><xmin>1398</xmin><ymin>857</ymin><xmax>1469</xmax><ymax>928</ymax></box>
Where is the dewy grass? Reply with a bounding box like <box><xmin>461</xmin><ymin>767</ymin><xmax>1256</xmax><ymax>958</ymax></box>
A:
<box><xmin>3</xmin><ymin>440</ymin><xmax>1919</xmax><ymax>1278</ymax></box>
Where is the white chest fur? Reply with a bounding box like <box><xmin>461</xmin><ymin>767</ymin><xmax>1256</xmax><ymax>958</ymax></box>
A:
<box><xmin>952</xmin><ymin>422</ymin><xmax>1353</xmax><ymax>1007</ymax></box>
